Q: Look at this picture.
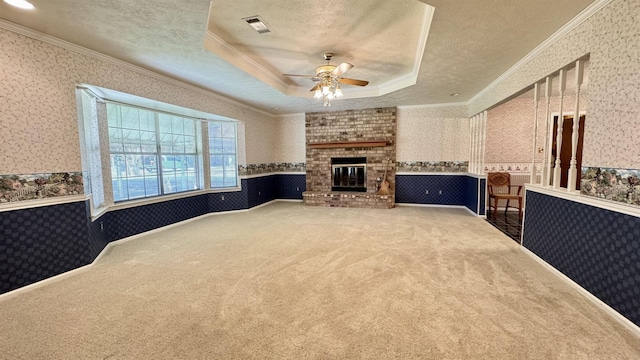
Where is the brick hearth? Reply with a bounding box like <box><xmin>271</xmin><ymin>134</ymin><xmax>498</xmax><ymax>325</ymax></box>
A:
<box><xmin>303</xmin><ymin>107</ymin><xmax>396</xmax><ymax>209</ymax></box>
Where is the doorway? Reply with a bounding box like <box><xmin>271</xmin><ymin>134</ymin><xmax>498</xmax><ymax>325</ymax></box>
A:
<box><xmin>551</xmin><ymin>115</ymin><xmax>585</xmax><ymax>189</ymax></box>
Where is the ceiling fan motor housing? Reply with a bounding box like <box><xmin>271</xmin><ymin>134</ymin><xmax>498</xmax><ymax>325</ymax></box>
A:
<box><xmin>316</xmin><ymin>64</ymin><xmax>336</xmax><ymax>75</ymax></box>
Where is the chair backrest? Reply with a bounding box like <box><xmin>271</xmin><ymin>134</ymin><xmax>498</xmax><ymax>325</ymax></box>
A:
<box><xmin>487</xmin><ymin>172</ymin><xmax>511</xmax><ymax>195</ymax></box>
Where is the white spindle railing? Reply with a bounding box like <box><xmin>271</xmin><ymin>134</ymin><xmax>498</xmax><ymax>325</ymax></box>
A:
<box><xmin>530</xmin><ymin>83</ymin><xmax>540</xmax><ymax>184</ymax></box>
<box><xmin>542</xmin><ymin>77</ymin><xmax>553</xmax><ymax>186</ymax></box>
<box><xmin>480</xmin><ymin>111</ymin><xmax>487</xmax><ymax>174</ymax></box>
<box><xmin>567</xmin><ymin>60</ymin><xmax>584</xmax><ymax>191</ymax></box>
<box><xmin>552</xmin><ymin>69</ymin><xmax>567</xmax><ymax>189</ymax></box>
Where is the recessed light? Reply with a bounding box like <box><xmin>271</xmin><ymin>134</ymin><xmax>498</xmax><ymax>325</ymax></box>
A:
<box><xmin>450</xmin><ymin>93</ymin><xmax>460</xmax><ymax>97</ymax></box>
<box><xmin>3</xmin><ymin>0</ymin><xmax>35</xmax><ymax>10</ymax></box>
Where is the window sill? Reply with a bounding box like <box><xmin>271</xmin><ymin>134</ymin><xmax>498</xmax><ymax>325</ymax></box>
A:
<box><xmin>91</xmin><ymin>187</ymin><xmax>243</xmax><ymax>221</ymax></box>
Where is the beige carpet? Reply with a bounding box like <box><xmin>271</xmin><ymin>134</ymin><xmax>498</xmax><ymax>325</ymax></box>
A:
<box><xmin>0</xmin><ymin>202</ymin><xmax>639</xmax><ymax>359</ymax></box>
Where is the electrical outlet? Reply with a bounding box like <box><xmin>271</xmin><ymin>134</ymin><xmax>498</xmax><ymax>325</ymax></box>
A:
<box><xmin>100</xmin><ymin>222</ymin><xmax>104</xmax><ymax>231</ymax></box>
<box><xmin>221</xmin><ymin>195</ymin><xmax>225</xmax><ymax>201</ymax></box>
<box><xmin>439</xmin><ymin>190</ymin><xmax>442</xmax><ymax>194</ymax></box>
<box><xmin>425</xmin><ymin>190</ymin><xmax>429</xmax><ymax>194</ymax></box>
<box><xmin>296</xmin><ymin>187</ymin><xmax>299</xmax><ymax>191</ymax></box>
<box><xmin>258</xmin><ymin>191</ymin><xmax>261</xmax><ymax>195</ymax></box>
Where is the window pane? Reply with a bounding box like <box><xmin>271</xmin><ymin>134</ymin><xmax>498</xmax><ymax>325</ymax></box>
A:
<box><xmin>184</xmin><ymin>122</ymin><xmax>195</xmax><ymax>136</ymax></box>
<box><xmin>140</xmin><ymin>112</ymin><xmax>155</xmax><ymax>131</ymax></box>
<box><xmin>172</xmin><ymin>117</ymin><xmax>185</xmax><ymax>135</ymax></box>
<box><xmin>121</xmin><ymin>107</ymin><xmax>140</xmax><ymax>129</ymax></box>
<box><xmin>221</xmin><ymin>123</ymin><xmax>235</xmax><ymax>137</ymax></box>
<box><xmin>158</xmin><ymin>114</ymin><xmax>172</xmax><ymax>133</ymax></box>
<box><xmin>144</xmin><ymin>176</ymin><xmax>160</xmax><ymax>196</ymax></box>
<box><xmin>222</xmin><ymin>138</ymin><xmax>236</xmax><ymax>153</ymax></box>
<box><xmin>159</xmin><ymin>133</ymin><xmax>173</xmax><ymax>152</ymax></box>
<box><xmin>112</xmin><ymin>178</ymin><xmax>129</xmax><ymax>202</ymax></box>
<box><xmin>109</xmin><ymin>128</ymin><xmax>124</xmax><ymax>152</ymax></box>
<box><xmin>210</xmin><ymin>138</ymin><xmax>223</xmax><ymax>154</ymax></box>
<box><xmin>209</xmin><ymin>123</ymin><xmax>221</xmax><ymax>137</ymax></box>
<box><xmin>184</xmin><ymin>137</ymin><xmax>197</xmax><ymax>153</ymax></box>
<box><xmin>224</xmin><ymin>171</ymin><xmax>237</xmax><ymax>187</ymax></box>
<box><xmin>107</xmin><ymin>105</ymin><xmax>121</xmax><ymax>127</ymax></box>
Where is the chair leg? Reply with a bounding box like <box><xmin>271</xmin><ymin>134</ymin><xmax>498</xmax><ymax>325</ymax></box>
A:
<box><xmin>505</xmin><ymin>199</ymin><xmax>510</xmax><ymax>216</ymax></box>
<box><xmin>518</xmin><ymin>198</ymin><xmax>523</xmax><ymax>218</ymax></box>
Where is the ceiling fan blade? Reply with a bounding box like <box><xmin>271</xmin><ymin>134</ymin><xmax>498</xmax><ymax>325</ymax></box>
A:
<box><xmin>331</xmin><ymin>62</ymin><xmax>354</xmax><ymax>77</ymax></box>
<box><xmin>338</xmin><ymin>78</ymin><xmax>369</xmax><ymax>86</ymax></box>
<box><xmin>309</xmin><ymin>84</ymin><xmax>321</xmax><ymax>92</ymax></box>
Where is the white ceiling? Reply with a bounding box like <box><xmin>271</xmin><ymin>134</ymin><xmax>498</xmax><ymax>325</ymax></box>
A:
<box><xmin>0</xmin><ymin>0</ymin><xmax>595</xmax><ymax>115</ymax></box>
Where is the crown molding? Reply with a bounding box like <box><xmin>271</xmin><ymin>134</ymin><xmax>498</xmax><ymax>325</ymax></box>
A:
<box><xmin>202</xmin><ymin>30</ymin><xmax>291</xmax><ymax>95</ymax></box>
<box><xmin>467</xmin><ymin>0</ymin><xmax>612</xmax><ymax>108</ymax></box>
<box><xmin>0</xmin><ymin>18</ymin><xmax>275</xmax><ymax>118</ymax></box>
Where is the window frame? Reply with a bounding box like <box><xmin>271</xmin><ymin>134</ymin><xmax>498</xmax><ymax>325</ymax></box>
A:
<box><xmin>77</xmin><ymin>85</ymin><xmax>241</xmax><ymax>217</ymax></box>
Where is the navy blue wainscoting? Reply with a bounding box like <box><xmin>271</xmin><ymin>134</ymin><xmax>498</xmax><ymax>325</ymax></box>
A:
<box><xmin>395</xmin><ymin>175</ymin><xmax>467</xmax><ymax>205</ymax></box>
<box><xmin>106</xmin><ymin>194</ymin><xmax>209</xmax><ymax>241</ymax></box>
<box><xmin>86</xmin><ymin>200</ymin><xmax>110</xmax><ymax>260</ymax></box>
<box><xmin>523</xmin><ymin>190</ymin><xmax>640</xmax><ymax>327</ymax></box>
<box><xmin>463</xmin><ymin>176</ymin><xmax>480</xmax><ymax>214</ymax></box>
<box><xmin>208</xmin><ymin>182</ymin><xmax>248</xmax><ymax>213</ymax></box>
<box><xmin>247</xmin><ymin>176</ymin><xmax>277</xmax><ymax>208</ymax></box>
<box><xmin>276</xmin><ymin>174</ymin><xmax>306</xmax><ymax>200</ymax></box>
<box><xmin>0</xmin><ymin>201</ymin><xmax>92</xmax><ymax>294</ymax></box>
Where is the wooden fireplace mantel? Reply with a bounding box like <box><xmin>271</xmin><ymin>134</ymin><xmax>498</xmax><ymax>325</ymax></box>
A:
<box><xmin>307</xmin><ymin>140</ymin><xmax>390</xmax><ymax>149</ymax></box>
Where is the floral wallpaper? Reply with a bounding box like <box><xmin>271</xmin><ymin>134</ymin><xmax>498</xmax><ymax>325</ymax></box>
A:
<box><xmin>396</xmin><ymin>106</ymin><xmax>469</xmax><ymax>162</ymax></box>
<box><xmin>274</xmin><ymin>113</ymin><xmax>306</xmax><ymax>163</ymax></box>
<box><xmin>581</xmin><ymin>167</ymin><xmax>640</xmax><ymax>207</ymax></box>
<box><xmin>0</xmin><ymin>172</ymin><xmax>83</xmax><ymax>203</ymax></box>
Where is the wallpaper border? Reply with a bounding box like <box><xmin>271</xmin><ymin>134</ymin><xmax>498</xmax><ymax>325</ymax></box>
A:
<box><xmin>581</xmin><ymin>167</ymin><xmax>640</xmax><ymax>208</ymax></box>
<box><xmin>0</xmin><ymin>172</ymin><xmax>84</xmax><ymax>204</ymax></box>
<box><xmin>397</xmin><ymin>161</ymin><xmax>468</xmax><ymax>173</ymax></box>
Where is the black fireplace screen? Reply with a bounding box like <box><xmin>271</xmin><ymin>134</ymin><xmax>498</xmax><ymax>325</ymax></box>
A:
<box><xmin>331</xmin><ymin>157</ymin><xmax>366</xmax><ymax>192</ymax></box>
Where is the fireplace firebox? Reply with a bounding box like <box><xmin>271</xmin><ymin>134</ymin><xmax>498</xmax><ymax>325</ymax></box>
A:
<box><xmin>331</xmin><ymin>157</ymin><xmax>367</xmax><ymax>192</ymax></box>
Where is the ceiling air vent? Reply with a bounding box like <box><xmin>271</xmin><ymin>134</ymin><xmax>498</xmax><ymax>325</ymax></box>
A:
<box><xmin>243</xmin><ymin>16</ymin><xmax>271</xmax><ymax>34</ymax></box>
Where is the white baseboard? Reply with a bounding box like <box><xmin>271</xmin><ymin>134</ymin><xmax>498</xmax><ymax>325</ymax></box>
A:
<box><xmin>396</xmin><ymin>202</ymin><xmax>485</xmax><ymax>218</ymax></box>
<box><xmin>521</xmin><ymin>247</ymin><xmax>640</xmax><ymax>337</ymax></box>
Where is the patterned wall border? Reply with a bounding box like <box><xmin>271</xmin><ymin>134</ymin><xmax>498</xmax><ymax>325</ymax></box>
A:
<box><xmin>483</xmin><ymin>163</ymin><xmax>543</xmax><ymax>174</ymax></box>
<box><xmin>239</xmin><ymin>162</ymin><xmax>306</xmax><ymax>176</ymax></box>
<box><xmin>581</xmin><ymin>167</ymin><xmax>640</xmax><ymax>208</ymax></box>
<box><xmin>396</xmin><ymin>161</ymin><xmax>468</xmax><ymax>173</ymax></box>
<box><xmin>0</xmin><ymin>172</ymin><xmax>84</xmax><ymax>203</ymax></box>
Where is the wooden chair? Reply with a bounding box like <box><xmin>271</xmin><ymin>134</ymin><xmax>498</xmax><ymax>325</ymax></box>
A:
<box><xmin>487</xmin><ymin>172</ymin><xmax>523</xmax><ymax>218</ymax></box>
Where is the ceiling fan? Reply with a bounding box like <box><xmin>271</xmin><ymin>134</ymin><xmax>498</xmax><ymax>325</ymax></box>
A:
<box><xmin>283</xmin><ymin>53</ymin><xmax>369</xmax><ymax>106</ymax></box>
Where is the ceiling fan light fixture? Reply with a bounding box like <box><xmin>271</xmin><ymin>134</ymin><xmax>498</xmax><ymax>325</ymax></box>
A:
<box><xmin>334</xmin><ymin>85</ymin><xmax>343</xmax><ymax>98</ymax></box>
<box><xmin>4</xmin><ymin>0</ymin><xmax>35</xmax><ymax>10</ymax></box>
<box><xmin>322</xmin><ymin>85</ymin><xmax>330</xmax><ymax>95</ymax></box>
<box><xmin>314</xmin><ymin>89</ymin><xmax>322</xmax><ymax>99</ymax></box>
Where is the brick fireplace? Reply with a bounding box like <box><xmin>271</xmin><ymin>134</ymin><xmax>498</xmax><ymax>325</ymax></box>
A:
<box><xmin>303</xmin><ymin>107</ymin><xmax>396</xmax><ymax>209</ymax></box>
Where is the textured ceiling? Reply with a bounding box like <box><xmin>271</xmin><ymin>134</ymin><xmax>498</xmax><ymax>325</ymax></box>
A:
<box><xmin>0</xmin><ymin>0</ymin><xmax>595</xmax><ymax>115</ymax></box>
